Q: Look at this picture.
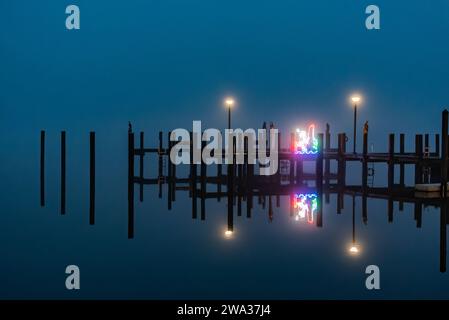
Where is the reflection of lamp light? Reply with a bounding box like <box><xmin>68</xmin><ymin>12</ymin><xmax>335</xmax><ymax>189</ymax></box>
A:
<box><xmin>224</xmin><ymin>230</ymin><xmax>233</xmax><ymax>238</ymax></box>
<box><xmin>349</xmin><ymin>244</ymin><xmax>360</xmax><ymax>255</ymax></box>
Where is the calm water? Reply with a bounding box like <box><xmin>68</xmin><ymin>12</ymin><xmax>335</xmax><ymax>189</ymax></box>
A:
<box><xmin>1</xmin><ymin>131</ymin><xmax>448</xmax><ymax>299</ymax></box>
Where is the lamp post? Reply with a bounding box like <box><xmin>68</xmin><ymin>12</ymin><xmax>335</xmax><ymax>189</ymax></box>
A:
<box><xmin>225</xmin><ymin>98</ymin><xmax>235</xmax><ymax>130</ymax></box>
<box><xmin>351</xmin><ymin>95</ymin><xmax>361</xmax><ymax>154</ymax></box>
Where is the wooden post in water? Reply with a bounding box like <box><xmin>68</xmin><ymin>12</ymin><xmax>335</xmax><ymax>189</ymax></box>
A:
<box><xmin>190</xmin><ymin>133</ymin><xmax>197</xmax><ymax>219</ymax></box>
<box><xmin>200</xmin><ymin>141</ymin><xmax>206</xmax><ymax>220</ymax></box>
<box><xmin>388</xmin><ymin>134</ymin><xmax>395</xmax><ymax>190</ymax></box>
<box><xmin>139</xmin><ymin>132</ymin><xmax>144</xmax><ymax>202</ymax></box>
<box><xmin>388</xmin><ymin>198</ymin><xmax>393</xmax><ymax>223</ymax></box>
<box><xmin>227</xmin><ymin>144</ymin><xmax>234</xmax><ymax>230</ymax></box>
<box><xmin>415</xmin><ymin>201</ymin><xmax>422</xmax><ymax>228</ymax></box>
<box><xmin>217</xmin><ymin>160</ymin><xmax>222</xmax><ymax>202</ymax></box>
<box><xmin>440</xmin><ymin>199</ymin><xmax>447</xmax><ymax>272</ymax></box>
<box><xmin>40</xmin><ymin>130</ymin><xmax>45</xmax><ymax>207</ymax></box>
<box><xmin>362</xmin><ymin>129</ymin><xmax>368</xmax><ymax>190</ymax></box>
<box><xmin>415</xmin><ymin>134</ymin><xmax>423</xmax><ymax>185</ymax></box>
<box><xmin>247</xmin><ymin>158</ymin><xmax>254</xmax><ymax>218</ymax></box>
<box><xmin>325</xmin><ymin>125</ymin><xmax>330</xmax><ymax>185</ymax></box>
<box><xmin>399</xmin><ymin>134</ymin><xmax>405</xmax><ymax>187</ymax></box>
<box><xmin>316</xmin><ymin>134</ymin><xmax>323</xmax><ymax>228</ymax></box>
<box><xmin>337</xmin><ymin>133</ymin><xmax>346</xmax><ymax>186</ymax></box>
<box><xmin>128</xmin><ymin>131</ymin><xmax>135</xmax><ymax>239</ymax></box>
<box><xmin>442</xmin><ymin>110</ymin><xmax>448</xmax><ymax>197</ymax></box>
<box><xmin>435</xmin><ymin>134</ymin><xmax>440</xmax><ymax>157</ymax></box>
<box><xmin>362</xmin><ymin>194</ymin><xmax>368</xmax><ymax>224</ymax></box>
<box><xmin>167</xmin><ymin>132</ymin><xmax>172</xmax><ymax>210</ymax></box>
<box><xmin>89</xmin><ymin>132</ymin><xmax>95</xmax><ymax>225</ymax></box>
<box><xmin>158</xmin><ymin>131</ymin><xmax>163</xmax><ymax>198</ymax></box>
<box><xmin>60</xmin><ymin>131</ymin><xmax>66</xmax><ymax>215</ymax></box>
<box><xmin>398</xmin><ymin>133</ymin><xmax>405</xmax><ymax>210</ymax></box>
<box><xmin>171</xmin><ymin>136</ymin><xmax>176</xmax><ymax>201</ymax></box>
<box><xmin>316</xmin><ymin>133</ymin><xmax>324</xmax><ymax>192</ymax></box>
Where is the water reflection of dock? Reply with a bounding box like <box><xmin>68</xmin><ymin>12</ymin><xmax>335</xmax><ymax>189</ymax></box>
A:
<box><xmin>38</xmin><ymin>110</ymin><xmax>449</xmax><ymax>273</ymax></box>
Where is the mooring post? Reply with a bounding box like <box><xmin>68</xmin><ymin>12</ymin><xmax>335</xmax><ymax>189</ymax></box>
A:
<box><xmin>167</xmin><ymin>132</ymin><xmax>172</xmax><ymax>210</ymax></box>
<box><xmin>337</xmin><ymin>191</ymin><xmax>343</xmax><ymax>214</ymax></box>
<box><xmin>316</xmin><ymin>133</ymin><xmax>324</xmax><ymax>191</ymax></box>
<box><xmin>61</xmin><ymin>131</ymin><xmax>66</xmax><ymax>215</ymax></box>
<box><xmin>441</xmin><ymin>110</ymin><xmax>448</xmax><ymax>197</ymax></box>
<box><xmin>337</xmin><ymin>133</ymin><xmax>346</xmax><ymax>186</ymax></box>
<box><xmin>388</xmin><ymin>198</ymin><xmax>393</xmax><ymax>223</ymax></box>
<box><xmin>128</xmin><ymin>131</ymin><xmax>135</xmax><ymax>238</ymax></box>
<box><xmin>190</xmin><ymin>133</ymin><xmax>197</xmax><ymax>219</ymax></box>
<box><xmin>399</xmin><ymin>136</ymin><xmax>405</xmax><ymax>205</ymax></box>
<box><xmin>362</xmin><ymin>128</ymin><xmax>368</xmax><ymax>190</ymax></box>
<box><xmin>139</xmin><ymin>132</ymin><xmax>144</xmax><ymax>202</ymax></box>
<box><xmin>435</xmin><ymin>134</ymin><xmax>440</xmax><ymax>157</ymax></box>
<box><xmin>40</xmin><ymin>130</ymin><xmax>45</xmax><ymax>207</ymax></box>
<box><xmin>362</xmin><ymin>194</ymin><xmax>368</xmax><ymax>224</ymax></box>
<box><xmin>227</xmin><ymin>149</ymin><xmax>234</xmax><ymax>230</ymax></box>
<box><xmin>217</xmin><ymin>158</ymin><xmax>222</xmax><ymax>202</ymax></box>
<box><xmin>200</xmin><ymin>140</ymin><xmax>206</xmax><ymax>220</ymax></box>
<box><xmin>440</xmin><ymin>200</ymin><xmax>447</xmax><ymax>272</ymax></box>
<box><xmin>247</xmin><ymin>157</ymin><xmax>254</xmax><ymax>218</ymax></box>
<box><xmin>388</xmin><ymin>134</ymin><xmax>395</xmax><ymax>190</ymax></box>
<box><xmin>400</xmin><ymin>134</ymin><xmax>405</xmax><ymax>187</ymax></box>
<box><xmin>325</xmin><ymin>125</ymin><xmax>330</xmax><ymax>184</ymax></box>
<box><xmin>276</xmin><ymin>132</ymin><xmax>281</xmax><ymax>185</ymax></box>
<box><xmin>316</xmin><ymin>134</ymin><xmax>324</xmax><ymax>228</ymax></box>
<box><xmin>415</xmin><ymin>134</ymin><xmax>423</xmax><ymax>185</ymax></box>
<box><xmin>171</xmin><ymin>136</ymin><xmax>176</xmax><ymax>201</ymax></box>
<box><xmin>237</xmin><ymin>156</ymin><xmax>242</xmax><ymax>216</ymax></box>
<box><xmin>158</xmin><ymin>131</ymin><xmax>163</xmax><ymax>198</ymax></box>
<box><xmin>415</xmin><ymin>201</ymin><xmax>422</xmax><ymax>228</ymax></box>
<box><xmin>89</xmin><ymin>132</ymin><xmax>95</xmax><ymax>225</ymax></box>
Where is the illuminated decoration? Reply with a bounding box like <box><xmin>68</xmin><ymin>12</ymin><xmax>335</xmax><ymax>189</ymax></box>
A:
<box><xmin>292</xmin><ymin>124</ymin><xmax>319</xmax><ymax>155</ymax></box>
<box><xmin>292</xmin><ymin>193</ymin><xmax>318</xmax><ymax>224</ymax></box>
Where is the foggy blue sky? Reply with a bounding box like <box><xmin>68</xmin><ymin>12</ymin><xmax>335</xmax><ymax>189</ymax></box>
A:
<box><xmin>1</xmin><ymin>0</ymin><xmax>449</xmax><ymax>145</ymax></box>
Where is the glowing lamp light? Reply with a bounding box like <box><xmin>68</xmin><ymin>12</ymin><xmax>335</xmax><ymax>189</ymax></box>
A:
<box><xmin>225</xmin><ymin>98</ymin><xmax>235</xmax><ymax>108</ymax></box>
<box><xmin>292</xmin><ymin>124</ymin><xmax>319</xmax><ymax>155</ymax></box>
<box><xmin>351</xmin><ymin>95</ymin><xmax>362</xmax><ymax>104</ymax></box>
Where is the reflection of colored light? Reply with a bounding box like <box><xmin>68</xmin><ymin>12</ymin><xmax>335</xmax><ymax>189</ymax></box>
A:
<box><xmin>293</xmin><ymin>124</ymin><xmax>319</xmax><ymax>155</ymax></box>
<box><xmin>292</xmin><ymin>193</ymin><xmax>318</xmax><ymax>224</ymax></box>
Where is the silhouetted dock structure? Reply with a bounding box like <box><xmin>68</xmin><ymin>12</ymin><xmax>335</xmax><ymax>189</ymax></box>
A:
<box><xmin>38</xmin><ymin>110</ymin><xmax>449</xmax><ymax>272</ymax></box>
